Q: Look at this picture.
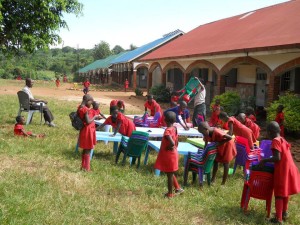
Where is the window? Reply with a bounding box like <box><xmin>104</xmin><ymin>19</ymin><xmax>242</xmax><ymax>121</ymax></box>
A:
<box><xmin>225</xmin><ymin>68</ymin><xmax>237</xmax><ymax>87</ymax></box>
<box><xmin>280</xmin><ymin>71</ymin><xmax>291</xmax><ymax>91</ymax></box>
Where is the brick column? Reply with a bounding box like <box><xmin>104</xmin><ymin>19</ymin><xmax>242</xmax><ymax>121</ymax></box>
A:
<box><xmin>132</xmin><ymin>70</ymin><xmax>137</xmax><ymax>89</ymax></box>
<box><xmin>183</xmin><ymin>73</ymin><xmax>188</xmax><ymax>85</ymax></box>
<box><xmin>267</xmin><ymin>73</ymin><xmax>280</xmax><ymax>105</ymax></box>
<box><xmin>147</xmin><ymin>72</ymin><xmax>153</xmax><ymax>93</ymax></box>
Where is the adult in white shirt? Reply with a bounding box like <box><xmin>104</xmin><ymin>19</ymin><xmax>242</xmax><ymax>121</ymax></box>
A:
<box><xmin>22</xmin><ymin>78</ymin><xmax>55</xmax><ymax>127</ymax></box>
<box><xmin>192</xmin><ymin>79</ymin><xmax>206</xmax><ymax>127</ymax></box>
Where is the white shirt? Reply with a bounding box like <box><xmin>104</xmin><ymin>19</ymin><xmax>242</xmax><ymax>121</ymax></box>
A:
<box><xmin>22</xmin><ymin>86</ymin><xmax>34</xmax><ymax>100</ymax></box>
<box><xmin>194</xmin><ymin>87</ymin><xmax>206</xmax><ymax>107</ymax></box>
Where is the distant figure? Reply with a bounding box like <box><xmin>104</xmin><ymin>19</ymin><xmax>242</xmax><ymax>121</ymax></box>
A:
<box><xmin>275</xmin><ymin>105</ymin><xmax>285</xmax><ymax>137</ymax></box>
<box><xmin>259</xmin><ymin>121</ymin><xmax>300</xmax><ymax>224</ymax></box>
<box><xmin>16</xmin><ymin>75</ymin><xmax>22</xmax><ymax>81</ymax></box>
<box><xmin>14</xmin><ymin>116</ymin><xmax>45</xmax><ymax>138</ymax></box>
<box><xmin>124</xmin><ymin>79</ymin><xmax>129</xmax><ymax>92</ymax></box>
<box><xmin>83</xmin><ymin>78</ymin><xmax>91</xmax><ymax>94</ymax></box>
<box><xmin>55</xmin><ymin>77</ymin><xmax>60</xmax><ymax>88</ymax></box>
<box><xmin>63</xmin><ymin>74</ymin><xmax>68</xmax><ymax>83</ymax></box>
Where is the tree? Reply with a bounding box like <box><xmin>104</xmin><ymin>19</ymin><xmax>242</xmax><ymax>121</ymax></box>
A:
<box><xmin>112</xmin><ymin>45</ymin><xmax>124</xmax><ymax>54</ymax></box>
<box><xmin>92</xmin><ymin>41</ymin><xmax>112</xmax><ymax>60</ymax></box>
<box><xmin>0</xmin><ymin>0</ymin><xmax>83</xmax><ymax>55</ymax></box>
<box><xmin>129</xmin><ymin>44</ymin><xmax>138</xmax><ymax>50</ymax></box>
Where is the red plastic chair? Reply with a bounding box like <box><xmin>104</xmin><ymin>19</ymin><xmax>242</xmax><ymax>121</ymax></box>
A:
<box><xmin>243</xmin><ymin>170</ymin><xmax>274</xmax><ymax>218</ymax></box>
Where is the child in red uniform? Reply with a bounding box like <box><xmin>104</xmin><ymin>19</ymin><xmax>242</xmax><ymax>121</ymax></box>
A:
<box><xmin>110</xmin><ymin>99</ymin><xmax>125</xmax><ymax>114</ymax></box>
<box><xmin>55</xmin><ymin>77</ymin><xmax>60</xmax><ymax>88</ymax></box>
<box><xmin>209</xmin><ymin>99</ymin><xmax>221</xmax><ymax>127</ymax></box>
<box><xmin>198</xmin><ymin>121</ymin><xmax>236</xmax><ymax>185</ymax></box>
<box><xmin>219</xmin><ymin>112</ymin><xmax>256</xmax><ymax>148</ymax></box>
<box><xmin>82</xmin><ymin>78</ymin><xmax>91</xmax><ymax>95</ymax></box>
<box><xmin>170</xmin><ymin>91</ymin><xmax>180</xmax><ymax>107</ymax></box>
<box><xmin>98</xmin><ymin>106</ymin><xmax>136</xmax><ymax>137</ymax></box>
<box><xmin>245</xmin><ymin>106</ymin><xmax>256</xmax><ymax>123</ymax></box>
<box><xmin>144</xmin><ymin>95</ymin><xmax>163</xmax><ymax>117</ymax></box>
<box><xmin>14</xmin><ymin>116</ymin><xmax>45</xmax><ymax>138</ymax></box>
<box><xmin>275</xmin><ymin>105</ymin><xmax>285</xmax><ymax>137</ymax></box>
<box><xmin>154</xmin><ymin>111</ymin><xmax>184</xmax><ymax>198</ymax></box>
<box><xmin>237</xmin><ymin>113</ymin><xmax>260</xmax><ymax>140</ymax></box>
<box><xmin>259</xmin><ymin>121</ymin><xmax>300</xmax><ymax>224</ymax></box>
<box><xmin>124</xmin><ymin>79</ymin><xmax>129</xmax><ymax>92</ymax></box>
<box><xmin>78</xmin><ymin>94</ymin><xmax>100</xmax><ymax>171</ymax></box>
<box><xmin>91</xmin><ymin>101</ymin><xmax>106</xmax><ymax>119</ymax></box>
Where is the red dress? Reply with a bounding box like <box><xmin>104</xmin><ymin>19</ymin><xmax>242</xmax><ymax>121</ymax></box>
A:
<box><xmin>14</xmin><ymin>124</ymin><xmax>32</xmax><ymax>136</ymax></box>
<box><xmin>275</xmin><ymin>112</ymin><xmax>285</xmax><ymax>137</ymax></box>
<box><xmin>124</xmin><ymin>80</ymin><xmax>129</xmax><ymax>89</ymax></box>
<box><xmin>228</xmin><ymin>117</ymin><xmax>256</xmax><ymax>148</ymax></box>
<box><xmin>247</xmin><ymin>114</ymin><xmax>256</xmax><ymax>123</ymax></box>
<box><xmin>154</xmin><ymin>127</ymin><xmax>179</xmax><ymax>172</ymax></box>
<box><xmin>144</xmin><ymin>100</ymin><xmax>162</xmax><ymax>117</ymax></box>
<box><xmin>83</xmin><ymin>81</ymin><xmax>90</xmax><ymax>88</ymax></box>
<box><xmin>110</xmin><ymin>100</ymin><xmax>118</xmax><ymax>107</ymax></box>
<box><xmin>104</xmin><ymin>112</ymin><xmax>136</xmax><ymax>137</ymax></box>
<box><xmin>209</xmin><ymin>104</ymin><xmax>220</xmax><ymax>127</ymax></box>
<box><xmin>271</xmin><ymin>137</ymin><xmax>300</xmax><ymax>197</ymax></box>
<box><xmin>78</xmin><ymin>106</ymin><xmax>96</xmax><ymax>149</ymax></box>
<box><xmin>204</xmin><ymin>128</ymin><xmax>236</xmax><ymax>163</ymax></box>
<box><xmin>244</xmin><ymin>117</ymin><xmax>260</xmax><ymax>140</ymax></box>
<box><xmin>90</xmin><ymin>108</ymin><xmax>100</xmax><ymax>117</ymax></box>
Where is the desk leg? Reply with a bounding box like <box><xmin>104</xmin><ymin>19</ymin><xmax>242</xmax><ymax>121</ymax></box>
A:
<box><xmin>113</xmin><ymin>142</ymin><xmax>118</xmax><ymax>154</ymax></box>
<box><xmin>144</xmin><ymin>146</ymin><xmax>150</xmax><ymax>165</ymax></box>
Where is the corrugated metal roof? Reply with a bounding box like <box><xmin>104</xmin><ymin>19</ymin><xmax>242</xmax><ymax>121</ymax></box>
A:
<box><xmin>111</xmin><ymin>29</ymin><xmax>184</xmax><ymax>64</ymax></box>
<box><xmin>141</xmin><ymin>0</ymin><xmax>300</xmax><ymax>61</ymax></box>
<box><xmin>79</xmin><ymin>52</ymin><xmax>127</xmax><ymax>73</ymax></box>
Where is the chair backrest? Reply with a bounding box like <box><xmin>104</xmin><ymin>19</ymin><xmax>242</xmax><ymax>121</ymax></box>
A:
<box><xmin>259</xmin><ymin>140</ymin><xmax>272</xmax><ymax>159</ymax></box>
<box><xmin>126</xmin><ymin>131</ymin><xmax>149</xmax><ymax>157</ymax></box>
<box><xmin>17</xmin><ymin>91</ymin><xmax>30</xmax><ymax>111</ymax></box>
<box><xmin>185</xmin><ymin>77</ymin><xmax>201</xmax><ymax>94</ymax></box>
<box><xmin>248</xmin><ymin>170</ymin><xmax>274</xmax><ymax>200</ymax></box>
<box><xmin>235</xmin><ymin>136</ymin><xmax>250</xmax><ymax>166</ymax></box>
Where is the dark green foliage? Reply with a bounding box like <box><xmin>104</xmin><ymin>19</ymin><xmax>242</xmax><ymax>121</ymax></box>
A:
<box><xmin>93</xmin><ymin>41</ymin><xmax>112</xmax><ymax>60</ymax></box>
<box><xmin>211</xmin><ymin>91</ymin><xmax>241</xmax><ymax>116</ymax></box>
<box><xmin>150</xmin><ymin>85</ymin><xmax>171</xmax><ymax>103</ymax></box>
<box><xmin>267</xmin><ymin>92</ymin><xmax>300</xmax><ymax>132</ymax></box>
<box><xmin>135</xmin><ymin>88</ymin><xmax>143</xmax><ymax>96</ymax></box>
<box><xmin>112</xmin><ymin>45</ymin><xmax>124</xmax><ymax>54</ymax></box>
<box><xmin>0</xmin><ymin>0</ymin><xmax>83</xmax><ymax>55</ymax></box>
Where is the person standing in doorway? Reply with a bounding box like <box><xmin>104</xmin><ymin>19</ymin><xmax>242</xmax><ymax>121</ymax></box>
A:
<box><xmin>124</xmin><ymin>78</ymin><xmax>129</xmax><ymax>92</ymax></box>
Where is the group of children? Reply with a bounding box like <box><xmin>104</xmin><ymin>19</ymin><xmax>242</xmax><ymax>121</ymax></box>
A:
<box><xmin>14</xmin><ymin>87</ymin><xmax>299</xmax><ymax>224</ymax></box>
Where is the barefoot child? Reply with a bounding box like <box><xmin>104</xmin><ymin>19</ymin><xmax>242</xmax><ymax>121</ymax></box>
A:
<box><xmin>259</xmin><ymin>121</ymin><xmax>300</xmax><ymax>224</ymax></box>
<box><xmin>78</xmin><ymin>94</ymin><xmax>100</xmax><ymax>171</ymax></box>
<box><xmin>55</xmin><ymin>77</ymin><xmax>60</xmax><ymax>88</ymax></box>
<box><xmin>198</xmin><ymin>121</ymin><xmax>236</xmax><ymax>185</ymax></box>
<box><xmin>154</xmin><ymin>111</ymin><xmax>184</xmax><ymax>198</ymax></box>
<box><xmin>14</xmin><ymin>116</ymin><xmax>45</xmax><ymax>138</ymax></box>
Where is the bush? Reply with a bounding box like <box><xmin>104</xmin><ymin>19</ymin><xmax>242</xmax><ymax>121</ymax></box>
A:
<box><xmin>135</xmin><ymin>88</ymin><xmax>143</xmax><ymax>96</ymax></box>
<box><xmin>150</xmin><ymin>85</ymin><xmax>171</xmax><ymax>103</ymax></box>
<box><xmin>211</xmin><ymin>91</ymin><xmax>241</xmax><ymax>116</ymax></box>
<box><xmin>267</xmin><ymin>92</ymin><xmax>300</xmax><ymax>132</ymax></box>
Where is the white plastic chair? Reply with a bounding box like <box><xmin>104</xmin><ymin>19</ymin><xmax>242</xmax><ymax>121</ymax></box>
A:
<box><xmin>17</xmin><ymin>91</ymin><xmax>43</xmax><ymax>125</ymax></box>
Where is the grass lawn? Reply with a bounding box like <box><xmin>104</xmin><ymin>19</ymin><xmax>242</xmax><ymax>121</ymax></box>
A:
<box><xmin>0</xmin><ymin>83</ymin><xmax>299</xmax><ymax>224</ymax></box>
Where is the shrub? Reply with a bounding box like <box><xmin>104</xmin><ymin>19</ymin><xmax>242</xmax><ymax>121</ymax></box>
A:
<box><xmin>266</xmin><ymin>92</ymin><xmax>300</xmax><ymax>132</ymax></box>
<box><xmin>150</xmin><ymin>85</ymin><xmax>171</xmax><ymax>103</ymax></box>
<box><xmin>135</xmin><ymin>88</ymin><xmax>143</xmax><ymax>96</ymax></box>
<box><xmin>211</xmin><ymin>91</ymin><xmax>241</xmax><ymax>116</ymax></box>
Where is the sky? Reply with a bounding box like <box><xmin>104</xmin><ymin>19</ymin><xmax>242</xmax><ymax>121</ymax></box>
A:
<box><xmin>56</xmin><ymin>0</ymin><xmax>290</xmax><ymax>50</ymax></box>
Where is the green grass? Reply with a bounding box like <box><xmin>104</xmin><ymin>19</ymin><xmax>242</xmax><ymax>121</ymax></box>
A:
<box><xmin>0</xmin><ymin>85</ymin><xmax>299</xmax><ymax>224</ymax></box>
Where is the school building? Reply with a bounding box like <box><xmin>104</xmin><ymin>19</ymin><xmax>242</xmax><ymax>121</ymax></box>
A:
<box><xmin>140</xmin><ymin>0</ymin><xmax>300</xmax><ymax>107</ymax></box>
